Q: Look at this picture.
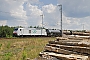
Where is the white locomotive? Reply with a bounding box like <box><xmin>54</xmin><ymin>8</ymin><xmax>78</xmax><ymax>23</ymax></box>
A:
<box><xmin>13</xmin><ymin>28</ymin><xmax>47</xmax><ymax>37</ymax></box>
<box><xmin>13</xmin><ymin>28</ymin><xmax>61</xmax><ymax>37</ymax></box>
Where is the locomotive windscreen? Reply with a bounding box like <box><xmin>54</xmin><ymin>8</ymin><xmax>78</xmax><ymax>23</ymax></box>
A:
<box><xmin>14</xmin><ymin>28</ymin><xmax>18</xmax><ymax>31</ymax></box>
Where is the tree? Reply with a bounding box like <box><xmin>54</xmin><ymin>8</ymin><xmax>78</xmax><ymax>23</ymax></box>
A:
<box><xmin>0</xmin><ymin>25</ymin><xmax>14</xmax><ymax>37</ymax></box>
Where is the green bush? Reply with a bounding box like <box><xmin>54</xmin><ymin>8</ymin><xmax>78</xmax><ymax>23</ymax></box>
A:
<box><xmin>0</xmin><ymin>25</ymin><xmax>14</xmax><ymax>38</ymax></box>
<box><xmin>22</xmin><ymin>50</ymin><xmax>27</xmax><ymax>60</ymax></box>
<box><xmin>4</xmin><ymin>52</ymin><xmax>13</xmax><ymax>60</ymax></box>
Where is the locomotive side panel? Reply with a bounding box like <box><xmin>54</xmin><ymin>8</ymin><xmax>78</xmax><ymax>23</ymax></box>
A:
<box><xmin>31</xmin><ymin>29</ymin><xmax>47</xmax><ymax>36</ymax></box>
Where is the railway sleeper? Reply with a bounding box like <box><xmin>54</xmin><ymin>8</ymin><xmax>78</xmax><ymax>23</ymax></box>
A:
<box><xmin>39</xmin><ymin>52</ymin><xmax>89</xmax><ymax>60</ymax></box>
<box><xmin>46</xmin><ymin>44</ymin><xmax>90</xmax><ymax>55</ymax></box>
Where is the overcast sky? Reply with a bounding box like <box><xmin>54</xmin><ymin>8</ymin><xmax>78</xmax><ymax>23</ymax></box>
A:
<box><xmin>0</xmin><ymin>0</ymin><xmax>90</xmax><ymax>30</ymax></box>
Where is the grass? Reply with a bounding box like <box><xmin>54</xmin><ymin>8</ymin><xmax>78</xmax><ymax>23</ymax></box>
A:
<box><xmin>0</xmin><ymin>37</ymin><xmax>55</xmax><ymax>60</ymax></box>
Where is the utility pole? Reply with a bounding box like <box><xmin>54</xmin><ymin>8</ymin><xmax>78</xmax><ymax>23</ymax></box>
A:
<box><xmin>58</xmin><ymin>4</ymin><xmax>63</xmax><ymax>37</ymax></box>
<box><xmin>40</xmin><ymin>14</ymin><xmax>43</xmax><ymax>35</ymax></box>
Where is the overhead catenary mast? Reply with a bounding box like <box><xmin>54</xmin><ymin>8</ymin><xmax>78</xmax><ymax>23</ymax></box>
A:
<box><xmin>58</xmin><ymin>4</ymin><xmax>63</xmax><ymax>37</ymax></box>
<box><xmin>40</xmin><ymin>14</ymin><xmax>43</xmax><ymax>35</ymax></box>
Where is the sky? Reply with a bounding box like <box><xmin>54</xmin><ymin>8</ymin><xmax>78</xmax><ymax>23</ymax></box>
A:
<box><xmin>0</xmin><ymin>0</ymin><xmax>90</xmax><ymax>30</ymax></box>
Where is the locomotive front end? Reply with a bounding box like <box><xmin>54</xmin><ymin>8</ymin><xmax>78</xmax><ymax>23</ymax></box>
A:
<box><xmin>13</xmin><ymin>28</ymin><xmax>18</xmax><ymax>37</ymax></box>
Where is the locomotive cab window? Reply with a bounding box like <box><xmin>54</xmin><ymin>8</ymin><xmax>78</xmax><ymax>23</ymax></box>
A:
<box><xmin>14</xmin><ymin>28</ymin><xmax>18</xmax><ymax>31</ymax></box>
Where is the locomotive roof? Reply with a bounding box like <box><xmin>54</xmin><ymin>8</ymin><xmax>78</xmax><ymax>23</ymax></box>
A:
<box><xmin>15</xmin><ymin>28</ymin><xmax>45</xmax><ymax>30</ymax></box>
<box><xmin>48</xmin><ymin>29</ymin><xmax>60</xmax><ymax>33</ymax></box>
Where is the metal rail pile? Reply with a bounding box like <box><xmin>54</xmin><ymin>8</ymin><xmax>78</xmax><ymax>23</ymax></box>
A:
<box><xmin>39</xmin><ymin>37</ymin><xmax>90</xmax><ymax>60</ymax></box>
